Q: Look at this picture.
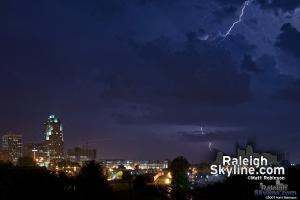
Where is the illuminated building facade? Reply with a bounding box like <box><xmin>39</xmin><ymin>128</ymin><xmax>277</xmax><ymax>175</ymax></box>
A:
<box><xmin>2</xmin><ymin>134</ymin><xmax>22</xmax><ymax>164</ymax></box>
<box><xmin>103</xmin><ymin>159</ymin><xmax>169</xmax><ymax>181</ymax></box>
<box><xmin>67</xmin><ymin>147</ymin><xmax>96</xmax><ymax>164</ymax></box>
<box><xmin>23</xmin><ymin>143</ymin><xmax>48</xmax><ymax>166</ymax></box>
<box><xmin>44</xmin><ymin>115</ymin><xmax>64</xmax><ymax>161</ymax></box>
<box><xmin>100</xmin><ymin>159</ymin><xmax>169</xmax><ymax>170</ymax></box>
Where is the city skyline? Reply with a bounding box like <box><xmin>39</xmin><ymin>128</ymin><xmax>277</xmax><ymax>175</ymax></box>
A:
<box><xmin>0</xmin><ymin>113</ymin><xmax>296</xmax><ymax>164</ymax></box>
<box><xmin>1</xmin><ymin>0</ymin><xmax>300</xmax><ymax>163</ymax></box>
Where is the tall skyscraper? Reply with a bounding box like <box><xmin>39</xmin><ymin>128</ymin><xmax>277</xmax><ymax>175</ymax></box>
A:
<box><xmin>44</xmin><ymin>115</ymin><xmax>64</xmax><ymax>161</ymax></box>
<box><xmin>2</xmin><ymin>134</ymin><xmax>22</xmax><ymax>164</ymax></box>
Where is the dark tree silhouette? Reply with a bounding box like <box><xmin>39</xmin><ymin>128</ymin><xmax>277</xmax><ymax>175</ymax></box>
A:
<box><xmin>76</xmin><ymin>161</ymin><xmax>112</xmax><ymax>199</ymax></box>
<box><xmin>133</xmin><ymin>174</ymin><xmax>147</xmax><ymax>191</ymax></box>
<box><xmin>122</xmin><ymin>170</ymin><xmax>133</xmax><ymax>182</ymax></box>
<box><xmin>169</xmin><ymin>156</ymin><xmax>190</xmax><ymax>200</ymax></box>
<box><xmin>16</xmin><ymin>156</ymin><xmax>36</xmax><ymax>167</ymax></box>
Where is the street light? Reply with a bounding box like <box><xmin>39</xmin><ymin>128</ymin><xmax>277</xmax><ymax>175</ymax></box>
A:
<box><xmin>32</xmin><ymin>149</ymin><xmax>38</xmax><ymax>160</ymax></box>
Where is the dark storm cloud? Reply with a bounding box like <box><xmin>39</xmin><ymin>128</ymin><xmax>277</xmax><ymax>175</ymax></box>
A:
<box><xmin>178</xmin><ymin>130</ymin><xmax>240</xmax><ymax>142</ymax></box>
<box><xmin>138</xmin><ymin>0</ymin><xmax>180</xmax><ymax>6</ymax></box>
<box><xmin>97</xmin><ymin>34</ymin><xmax>252</xmax><ymax>106</ymax></box>
<box><xmin>255</xmin><ymin>54</ymin><xmax>278</xmax><ymax>74</ymax></box>
<box><xmin>212</xmin><ymin>0</ymin><xmax>250</xmax><ymax>23</ymax></box>
<box><xmin>273</xmin><ymin>79</ymin><xmax>300</xmax><ymax>102</ymax></box>
<box><xmin>275</xmin><ymin>23</ymin><xmax>300</xmax><ymax>59</ymax></box>
<box><xmin>213</xmin><ymin>5</ymin><xmax>237</xmax><ymax>23</ymax></box>
<box><xmin>240</xmin><ymin>54</ymin><xmax>259</xmax><ymax>73</ymax></box>
<box><xmin>244</xmin><ymin>18</ymin><xmax>258</xmax><ymax>29</ymax></box>
<box><xmin>250</xmin><ymin>53</ymin><xmax>297</xmax><ymax>96</ymax></box>
<box><xmin>1</xmin><ymin>0</ymin><xmax>300</xmax><ymax>162</ymax></box>
<box><xmin>215</xmin><ymin>0</ymin><xmax>246</xmax><ymax>6</ymax></box>
<box><xmin>0</xmin><ymin>33</ymin><xmax>52</xmax><ymax>65</ymax></box>
<box><xmin>0</xmin><ymin>33</ymin><xmax>58</xmax><ymax>99</ymax></box>
<box><xmin>257</xmin><ymin>0</ymin><xmax>300</xmax><ymax>12</ymax></box>
<box><xmin>86</xmin><ymin>0</ymin><xmax>126</xmax><ymax>20</ymax></box>
<box><xmin>220</xmin><ymin>34</ymin><xmax>256</xmax><ymax>59</ymax></box>
<box><xmin>110</xmin><ymin>103</ymin><xmax>154</xmax><ymax>124</ymax></box>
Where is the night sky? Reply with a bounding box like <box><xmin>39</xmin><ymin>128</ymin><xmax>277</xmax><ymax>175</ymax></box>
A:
<box><xmin>1</xmin><ymin>0</ymin><xmax>300</xmax><ymax>163</ymax></box>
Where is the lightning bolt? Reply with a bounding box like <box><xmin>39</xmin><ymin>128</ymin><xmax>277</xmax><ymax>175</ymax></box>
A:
<box><xmin>220</xmin><ymin>0</ymin><xmax>253</xmax><ymax>39</ymax></box>
<box><xmin>208</xmin><ymin>142</ymin><xmax>212</xmax><ymax>152</ymax></box>
<box><xmin>201</xmin><ymin>126</ymin><xmax>213</xmax><ymax>152</ymax></box>
<box><xmin>200</xmin><ymin>126</ymin><xmax>205</xmax><ymax>135</ymax></box>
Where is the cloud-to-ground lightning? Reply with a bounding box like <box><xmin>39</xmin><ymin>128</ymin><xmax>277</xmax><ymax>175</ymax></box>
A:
<box><xmin>201</xmin><ymin>126</ymin><xmax>213</xmax><ymax>152</ymax></box>
<box><xmin>208</xmin><ymin>142</ymin><xmax>212</xmax><ymax>152</ymax></box>
<box><xmin>200</xmin><ymin>126</ymin><xmax>205</xmax><ymax>135</ymax></box>
<box><xmin>220</xmin><ymin>0</ymin><xmax>253</xmax><ymax>39</ymax></box>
